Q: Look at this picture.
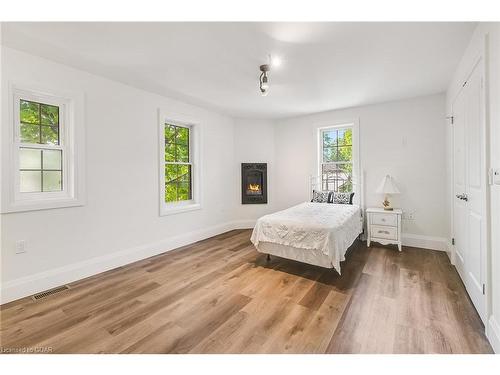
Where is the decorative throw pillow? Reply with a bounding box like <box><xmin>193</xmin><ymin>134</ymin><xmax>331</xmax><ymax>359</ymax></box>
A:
<box><xmin>311</xmin><ymin>190</ymin><xmax>331</xmax><ymax>203</ymax></box>
<box><xmin>332</xmin><ymin>192</ymin><xmax>354</xmax><ymax>205</ymax></box>
<box><xmin>349</xmin><ymin>192</ymin><xmax>355</xmax><ymax>204</ymax></box>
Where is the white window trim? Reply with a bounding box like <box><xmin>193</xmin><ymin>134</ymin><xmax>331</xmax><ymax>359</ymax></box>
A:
<box><xmin>1</xmin><ymin>83</ymin><xmax>86</xmax><ymax>213</ymax></box>
<box><xmin>158</xmin><ymin>110</ymin><xmax>202</xmax><ymax>216</ymax></box>
<box><xmin>316</xmin><ymin>119</ymin><xmax>360</xmax><ymax>201</ymax></box>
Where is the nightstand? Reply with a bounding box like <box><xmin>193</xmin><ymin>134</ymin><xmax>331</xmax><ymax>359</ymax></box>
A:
<box><xmin>366</xmin><ymin>207</ymin><xmax>402</xmax><ymax>251</ymax></box>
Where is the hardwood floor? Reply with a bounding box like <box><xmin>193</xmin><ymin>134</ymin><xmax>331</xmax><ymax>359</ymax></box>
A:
<box><xmin>0</xmin><ymin>229</ymin><xmax>493</xmax><ymax>353</ymax></box>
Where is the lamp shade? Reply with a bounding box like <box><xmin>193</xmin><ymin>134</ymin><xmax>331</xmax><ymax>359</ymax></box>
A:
<box><xmin>376</xmin><ymin>175</ymin><xmax>400</xmax><ymax>194</ymax></box>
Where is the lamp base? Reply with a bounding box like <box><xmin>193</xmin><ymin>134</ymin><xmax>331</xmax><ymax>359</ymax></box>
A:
<box><xmin>382</xmin><ymin>197</ymin><xmax>392</xmax><ymax>211</ymax></box>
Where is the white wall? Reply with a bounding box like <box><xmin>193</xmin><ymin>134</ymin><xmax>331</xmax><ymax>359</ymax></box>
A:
<box><xmin>274</xmin><ymin>94</ymin><xmax>448</xmax><ymax>248</ymax></box>
<box><xmin>446</xmin><ymin>22</ymin><xmax>500</xmax><ymax>353</ymax></box>
<box><xmin>0</xmin><ymin>47</ymin><xmax>237</xmax><ymax>302</ymax></box>
<box><xmin>232</xmin><ymin>118</ymin><xmax>276</xmax><ymax>223</ymax></box>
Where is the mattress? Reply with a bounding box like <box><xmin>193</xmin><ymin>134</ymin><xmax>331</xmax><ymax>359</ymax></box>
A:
<box><xmin>250</xmin><ymin>202</ymin><xmax>362</xmax><ymax>272</ymax></box>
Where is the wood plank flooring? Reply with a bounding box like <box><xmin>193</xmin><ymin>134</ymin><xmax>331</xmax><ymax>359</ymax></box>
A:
<box><xmin>0</xmin><ymin>229</ymin><xmax>493</xmax><ymax>353</ymax></box>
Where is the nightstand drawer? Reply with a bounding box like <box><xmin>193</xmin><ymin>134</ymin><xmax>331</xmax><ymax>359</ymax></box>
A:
<box><xmin>371</xmin><ymin>225</ymin><xmax>398</xmax><ymax>240</ymax></box>
<box><xmin>371</xmin><ymin>213</ymin><xmax>397</xmax><ymax>226</ymax></box>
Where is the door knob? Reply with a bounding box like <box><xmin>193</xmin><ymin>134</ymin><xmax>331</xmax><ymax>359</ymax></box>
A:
<box><xmin>462</xmin><ymin>194</ymin><xmax>468</xmax><ymax>202</ymax></box>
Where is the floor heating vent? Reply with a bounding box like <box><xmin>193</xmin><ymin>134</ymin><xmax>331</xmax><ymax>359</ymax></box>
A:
<box><xmin>32</xmin><ymin>285</ymin><xmax>70</xmax><ymax>301</ymax></box>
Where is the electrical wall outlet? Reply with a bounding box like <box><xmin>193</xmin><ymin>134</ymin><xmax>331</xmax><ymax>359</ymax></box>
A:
<box><xmin>15</xmin><ymin>240</ymin><xmax>27</xmax><ymax>254</ymax></box>
<box><xmin>402</xmin><ymin>210</ymin><xmax>416</xmax><ymax>220</ymax></box>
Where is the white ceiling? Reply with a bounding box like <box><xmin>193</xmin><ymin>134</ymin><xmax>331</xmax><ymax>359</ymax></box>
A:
<box><xmin>1</xmin><ymin>22</ymin><xmax>475</xmax><ymax>119</ymax></box>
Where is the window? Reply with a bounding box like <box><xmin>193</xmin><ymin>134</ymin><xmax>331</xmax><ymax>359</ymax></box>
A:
<box><xmin>159</xmin><ymin>112</ymin><xmax>201</xmax><ymax>216</ymax></box>
<box><xmin>19</xmin><ymin>99</ymin><xmax>63</xmax><ymax>192</ymax></box>
<box><xmin>319</xmin><ymin>125</ymin><xmax>353</xmax><ymax>192</ymax></box>
<box><xmin>164</xmin><ymin>124</ymin><xmax>192</xmax><ymax>202</ymax></box>
<box><xmin>2</xmin><ymin>85</ymin><xmax>85</xmax><ymax>213</ymax></box>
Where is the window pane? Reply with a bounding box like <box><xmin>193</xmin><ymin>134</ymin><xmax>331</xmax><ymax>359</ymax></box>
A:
<box><xmin>20</xmin><ymin>148</ymin><xmax>41</xmax><ymax>169</ymax></box>
<box><xmin>323</xmin><ymin>130</ymin><xmax>337</xmax><ymax>148</ymax></box>
<box><xmin>164</xmin><ymin>123</ymin><xmax>192</xmax><ymax>204</ymax></box>
<box><xmin>42</xmin><ymin>149</ymin><xmax>62</xmax><ymax>170</ymax></box>
<box><xmin>337</xmin><ymin>163</ymin><xmax>353</xmax><ymax>192</ymax></box>
<box><xmin>42</xmin><ymin>171</ymin><xmax>62</xmax><ymax>191</ymax></box>
<box><xmin>337</xmin><ymin>129</ymin><xmax>346</xmax><ymax>144</ymax></box>
<box><xmin>165</xmin><ymin>124</ymin><xmax>176</xmax><ymax>143</ymax></box>
<box><xmin>176</xmin><ymin>145</ymin><xmax>189</xmax><ymax>163</ymax></box>
<box><xmin>165</xmin><ymin>143</ymin><xmax>175</xmax><ymax>162</ymax></box>
<box><xmin>41</xmin><ymin>104</ymin><xmax>59</xmax><ymax>126</ymax></box>
<box><xmin>176</xmin><ymin>126</ymin><xmax>189</xmax><ymax>145</ymax></box>
<box><xmin>178</xmin><ymin>164</ymin><xmax>191</xmax><ymax>182</ymax></box>
<box><xmin>339</xmin><ymin>128</ymin><xmax>352</xmax><ymax>146</ymax></box>
<box><xmin>322</xmin><ymin>147</ymin><xmax>337</xmax><ymax>162</ymax></box>
<box><xmin>337</xmin><ymin>146</ymin><xmax>352</xmax><ymax>162</ymax></box>
<box><xmin>41</xmin><ymin>125</ymin><xmax>59</xmax><ymax>145</ymax></box>
<box><xmin>321</xmin><ymin>163</ymin><xmax>352</xmax><ymax>192</ymax></box>
<box><xmin>165</xmin><ymin>164</ymin><xmax>178</xmax><ymax>183</ymax></box>
<box><xmin>165</xmin><ymin>183</ymin><xmax>177</xmax><ymax>203</ymax></box>
<box><xmin>20</xmin><ymin>170</ymin><xmax>42</xmax><ymax>192</ymax></box>
<box><xmin>20</xmin><ymin>100</ymin><xmax>40</xmax><ymax>124</ymax></box>
<box><xmin>178</xmin><ymin>183</ymin><xmax>190</xmax><ymax>201</ymax></box>
<box><xmin>20</xmin><ymin>123</ymin><xmax>40</xmax><ymax>144</ymax></box>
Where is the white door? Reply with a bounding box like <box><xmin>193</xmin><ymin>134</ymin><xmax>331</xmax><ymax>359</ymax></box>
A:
<box><xmin>464</xmin><ymin>60</ymin><xmax>486</xmax><ymax>323</ymax></box>
<box><xmin>452</xmin><ymin>86</ymin><xmax>467</xmax><ymax>281</ymax></box>
<box><xmin>452</xmin><ymin>59</ymin><xmax>487</xmax><ymax>324</ymax></box>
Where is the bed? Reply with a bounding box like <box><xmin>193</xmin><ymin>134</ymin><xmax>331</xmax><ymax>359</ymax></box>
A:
<box><xmin>250</xmin><ymin>175</ymin><xmax>364</xmax><ymax>273</ymax></box>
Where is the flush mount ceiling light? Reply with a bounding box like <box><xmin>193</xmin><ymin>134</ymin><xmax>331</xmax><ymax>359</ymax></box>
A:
<box><xmin>270</xmin><ymin>55</ymin><xmax>282</xmax><ymax>68</ymax></box>
<box><xmin>259</xmin><ymin>64</ymin><xmax>270</xmax><ymax>96</ymax></box>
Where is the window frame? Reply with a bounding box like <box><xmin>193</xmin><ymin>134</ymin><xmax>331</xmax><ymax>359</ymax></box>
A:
<box><xmin>2</xmin><ymin>84</ymin><xmax>86</xmax><ymax>213</ymax></box>
<box><xmin>317</xmin><ymin>120</ymin><xmax>360</xmax><ymax>199</ymax></box>
<box><xmin>158</xmin><ymin>111</ymin><xmax>202</xmax><ymax>216</ymax></box>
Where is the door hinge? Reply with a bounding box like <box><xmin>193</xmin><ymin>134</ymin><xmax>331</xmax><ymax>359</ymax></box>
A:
<box><xmin>446</xmin><ymin>116</ymin><xmax>454</xmax><ymax>125</ymax></box>
<box><xmin>483</xmin><ymin>284</ymin><xmax>486</xmax><ymax>295</ymax></box>
<box><xmin>463</xmin><ymin>80</ymin><xmax>467</xmax><ymax>87</ymax></box>
<box><xmin>452</xmin><ymin>238</ymin><xmax>455</xmax><ymax>245</ymax></box>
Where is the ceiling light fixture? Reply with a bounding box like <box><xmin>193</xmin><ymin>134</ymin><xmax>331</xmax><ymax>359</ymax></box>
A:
<box><xmin>259</xmin><ymin>64</ymin><xmax>270</xmax><ymax>96</ymax></box>
<box><xmin>270</xmin><ymin>55</ymin><xmax>282</xmax><ymax>68</ymax></box>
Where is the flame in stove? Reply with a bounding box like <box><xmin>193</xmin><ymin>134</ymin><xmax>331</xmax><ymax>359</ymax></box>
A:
<box><xmin>248</xmin><ymin>184</ymin><xmax>261</xmax><ymax>192</ymax></box>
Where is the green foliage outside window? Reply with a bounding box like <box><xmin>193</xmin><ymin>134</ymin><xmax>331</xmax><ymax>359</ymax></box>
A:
<box><xmin>322</xmin><ymin>128</ymin><xmax>352</xmax><ymax>162</ymax></box>
<box><xmin>165</xmin><ymin>124</ymin><xmax>192</xmax><ymax>203</ymax></box>
<box><xmin>321</xmin><ymin>128</ymin><xmax>353</xmax><ymax>193</ymax></box>
<box><xmin>20</xmin><ymin>100</ymin><xmax>59</xmax><ymax>145</ymax></box>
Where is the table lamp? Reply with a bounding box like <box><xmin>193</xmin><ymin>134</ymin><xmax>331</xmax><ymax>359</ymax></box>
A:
<box><xmin>376</xmin><ymin>174</ymin><xmax>400</xmax><ymax>210</ymax></box>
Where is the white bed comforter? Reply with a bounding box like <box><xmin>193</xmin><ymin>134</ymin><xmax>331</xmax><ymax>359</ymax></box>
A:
<box><xmin>251</xmin><ymin>202</ymin><xmax>362</xmax><ymax>268</ymax></box>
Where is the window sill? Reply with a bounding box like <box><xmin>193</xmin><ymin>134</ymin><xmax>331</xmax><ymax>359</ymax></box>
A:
<box><xmin>2</xmin><ymin>196</ymin><xmax>85</xmax><ymax>213</ymax></box>
<box><xmin>160</xmin><ymin>202</ymin><xmax>201</xmax><ymax>216</ymax></box>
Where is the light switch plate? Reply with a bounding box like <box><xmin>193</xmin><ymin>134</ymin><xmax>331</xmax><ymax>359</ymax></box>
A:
<box><xmin>15</xmin><ymin>240</ymin><xmax>26</xmax><ymax>254</ymax></box>
<box><xmin>493</xmin><ymin>168</ymin><xmax>500</xmax><ymax>185</ymax></box>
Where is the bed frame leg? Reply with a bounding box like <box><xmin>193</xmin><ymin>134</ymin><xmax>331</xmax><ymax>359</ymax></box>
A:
<box><xmin>266</xmin><ymin>254</ymin><xmax>271</xmax><ymax>261</ymax></box>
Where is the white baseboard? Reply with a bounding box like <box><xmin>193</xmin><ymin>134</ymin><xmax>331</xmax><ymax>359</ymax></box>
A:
<box><xmin>445</xmin><ymin>240</ymin><xmax>453</xmax><ymax>260</ymax></box>
<box><xmin>231</xmin><ymin>219</ymin><xmax>256</xmax><ymax>229</ymax></box>
<box><xmin>402</xmin><ymin>233</ymin><xmax>447</xmax><ymax>251</ymax></box>
<box><xmin>0</xmin><ymin>220</ymin><xmax>239</xmax><ymax>304</ymax></box>
<box><xmin>488</xmin><ymin>316</ymin><xmax>500</xmax><ymax>353</ymax></box>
